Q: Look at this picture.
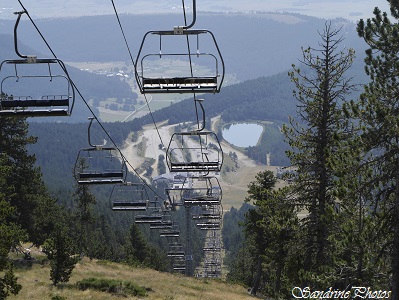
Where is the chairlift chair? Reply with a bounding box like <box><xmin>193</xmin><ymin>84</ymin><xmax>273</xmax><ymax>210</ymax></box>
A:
<box><xmin>160</xmin><ymin>229</ymin><xmax>180</xmax><ymax>238</ymax></box>
<box><xmin>167</xmin><ymin>243</ymin><xmax>185</xmax><ymax>258</ymax></box>
<box><xmin>0</xmin><ymin>11</ymin><xmax>75</xmax><ymax>117</ymax></box>
<box><xmin>192</xmin><ymin>203</ymin><xmax>223</xmax><ymax>219</ymax></box>
<box><xmin>135</xmin><ymin>214</ymin><xmax>163</xmax><ymax>224</ymax></box>
<box><xmin>159</xmin><ymin>221</ymin><xmax>180</xmax><ymax>238</ymax></box>
<box><xmin>74</xmin><ymin>118</ymin><xmax>127</xmax><ymax>184</ymax></box>
<box><xmin>150</xmin><ymin>221</ymin><xmax>173</xmax><ymax>230</ymax></box>
<box><xmin>166</xmin><ymin>131</ymin><xmax>223</xmax><ymax>173</ymax></box>
<box><xmin>182</xmin><ymin>176</ymin><xmax>222</xmax><ymax>206</ymax></box>
<box><xmin>135</xmin><ymin>29</ymin><xmax>225</xmax><ymax>94</ymax></box>
<box><xmin>166</xmin><ymin>175</ymin><xmax>222</xmax><ymax>207</ymax></box>
<box><xmin>196</xmin><ymin>221</ymin><xmax>221</xmax><ymax>230</ymax></box>
<box><xmin>110</xmin><ymin>182</ymin><xmax>149</xmax><ymax>211</ymax></box>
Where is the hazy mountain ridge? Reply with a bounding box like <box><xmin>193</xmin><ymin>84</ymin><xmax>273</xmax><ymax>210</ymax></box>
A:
<box><xmin>1</xmin><ymin>12</ymin><xmax>366</xmax><ymax>82</ymax></box>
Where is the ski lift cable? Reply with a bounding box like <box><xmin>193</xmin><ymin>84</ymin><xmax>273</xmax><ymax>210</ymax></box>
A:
<box><xmin>16</xmin><ymin>0</ymin><xmax>166</xmax><ymax>201</ymax></box>
<box><xmin>110</xmin><ymin>0</ymin><xmax>136</xmax><ymax>69</ymax></box>
<box><xmin>181</xmin><ymin>0</ymin><xmax>206</xmax><ymax>132</ymax></box>
<box><xmin>110</xmin><ymin>0</ymin><xmax>166</xmax><ymax>148</ymax></box>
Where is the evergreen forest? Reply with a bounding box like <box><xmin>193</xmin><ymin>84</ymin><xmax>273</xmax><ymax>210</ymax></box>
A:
<box><xmin>2</xmin><ymin>3</ymin><xmax>399</xmax><ymax>300</ymax></box>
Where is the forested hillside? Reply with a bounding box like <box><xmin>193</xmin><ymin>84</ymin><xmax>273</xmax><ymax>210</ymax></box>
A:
<box><xmin>4</xmin><ymin>5</ymin><xmax>399</xmax><ymax>300</ymax></box>
<box><xmin>1</xmin><ymin>12</ymin><xmax>366</xmax><ymax>82</ymax></box>
<box><xmin>27</xmin><ymin>68</ymin><xmax>301</xmax><ymax>184</ymax></box>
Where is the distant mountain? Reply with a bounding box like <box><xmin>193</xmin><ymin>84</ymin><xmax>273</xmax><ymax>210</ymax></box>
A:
<box><xmin>1</xmin><ymin>12</ymin><xmax>368</xmax><ymax>82</ymax></box>
<box><xmin>13</xmin><ymin>11</ymin><xmax>368</xmax><ymax>125</ymax></box>
<box><xmin>0</xmin><ymin>0</ymin><xmax>388</xmax><ymax>22</ymax></box>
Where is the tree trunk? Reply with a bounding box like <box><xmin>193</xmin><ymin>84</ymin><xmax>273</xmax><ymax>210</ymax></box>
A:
<box><xmin>250</xmin><ymin>257</ymin><xmax>262</xmax><ymax>296</ymax></box>
<box><xmin>275</xmin><ymin>243</ymin><xmax>284</xmax><ymax>293</ymax></box>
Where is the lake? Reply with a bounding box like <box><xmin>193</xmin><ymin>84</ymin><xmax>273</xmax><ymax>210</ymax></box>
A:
<box><xmin>222</xmin><ymin>123</ymin><xmax>263</xmax><ymax>147</ymax></box>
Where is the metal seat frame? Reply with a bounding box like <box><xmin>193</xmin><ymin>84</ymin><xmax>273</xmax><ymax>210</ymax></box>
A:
<box><xmin>135</xmin><ymin>28</ymin><xmax>225</xmax><ymax>94</ymax></box>
<box><xmin>0</xmin><ymin>11</ymin><xmax>74</xmax><ymax>117</ymax></box>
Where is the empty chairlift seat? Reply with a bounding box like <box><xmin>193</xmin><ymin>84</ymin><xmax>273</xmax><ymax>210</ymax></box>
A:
<box><xmin>74</xmin><ymin>118</ymin><xmax>127</xmax><ymax>185</ymax></box>
<box><xmin>0</xmin><ymin>11</ymin><xmax>74</xmax><ymax>117</ymax></box>
<box><xmin>110</xmin><ymin>182</ymin><xmax>149</xmax><ymax>211</ymax></box>
<box><xmin>135</xmin><ymin>214</ymin><xmax>164</xmax><ymax>224</ymax></box>
<box><xmin>192</xmin><ymin>205</ymin><xmax>222</xmax><ymax>220</ymax></box>
<box><xmin>182</xmin><ymin>176</ymin><xmax>222</xmax><ymax>206</ymax></box>
<box><xmin>167</xmin><ymin>243</ymin><xmax>185</xmax><ymax>258</ymax></box>
<box><xmin>74</xmin><ymin>147</ymin><xmax>127</xmax><ymax>184</ymax></box>
<box><xmin>0</xmin><ymin>59</ymin><xmax>75</xmax><ymax>117</ymax></box>
<box><xmin>166</xmin><ymin>176</ymin><xmax>222</xmax><ymax>207</ymax></box>
<box><xmin>135</xmin><ymin>29</ymin><xmax>225</xmax><ymax>94</ymax></box>
<box><xmin>160</xmin><ymin>226</ymin><xmax>180</xmax><ymax>238</ymax></box>
<box><xmin>196</xmin><ymin>221</ymin><xmax>221</xmax><ymax>230</ymax></box>
<box><xmin>166</xmin><ymin>131</ymin><xmax>223</xmax><ymax>173</ymax></box>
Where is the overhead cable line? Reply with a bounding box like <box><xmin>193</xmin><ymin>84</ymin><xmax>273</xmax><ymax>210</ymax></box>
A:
<box><xmin>111</xmin><ymin>0</ymin><xmax>166</xmax><ymax>148</ymax></box>
<box><xmin>181</xmin><ymin>0</ymin><xmax>203</xmax><ymax>132</ymax></box>
<box><xmin>16</xmin><ymin>0</ymin><xmax>165</xmax><ymax>200</ymax></box>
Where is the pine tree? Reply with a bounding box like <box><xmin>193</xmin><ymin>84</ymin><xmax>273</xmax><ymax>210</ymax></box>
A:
<box><xmin>0</xmin><ymin>154</ymin><xmax>25</xmax><ymax>299</ymax></box>
<box><xmin>356</xmin><ymin>5</ymin><xmax>399</xmax><ymax>297</ymax></box>
<box><xmin>43</xmin><ymin>225</ymin><xmax>79</xmax><ymax>286</ymax></box>
<box><xmin>0</xmin><ymin>115</ymin><xmax>62</xmax><ymax>246</ymax></box>
<box><xmin>128</xmin><ymin>223</ymin><xmax>150</xmax><ymax>265</ymax></box>
<box><xmin>243</xmin><ymin>170</ymin><xmax>298</xmax><ymax>297</ymax></box>
<box><xmin>73</xmin><ymin>158</ymin><xmax>97</xmax><ymax>258</ymax></box>
<box><xmin>283</xmin><ymin>22</ymin><xmax>357</xmax><ymax>286</ymax></box>
<box><xmin>0</xmin><ymin>116</ymin><xmax>37</xmax><ymax>236</ymax></box>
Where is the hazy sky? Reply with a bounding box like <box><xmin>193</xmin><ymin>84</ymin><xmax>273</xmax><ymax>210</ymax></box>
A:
<box><xmin>0</xmin><ymin>0</ymin><xmax>392</xmax><ymax>22</ymax></box>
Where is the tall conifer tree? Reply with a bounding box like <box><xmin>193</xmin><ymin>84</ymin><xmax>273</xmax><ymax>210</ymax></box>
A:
<box><xmin>283</xmin><ymin>22</ymin><xmax>356</xmax><ymax>286</ymax></box>
<box><xmin>357</xmin><ymin>4</ymin><xmax>399</xmax><ymax>297</ymax></box>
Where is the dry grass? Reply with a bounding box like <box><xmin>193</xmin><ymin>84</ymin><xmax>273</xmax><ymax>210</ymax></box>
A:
<box><xmin>221</xmin><ymin>165</ymin><xmax>283</xmax><ymax>210</ymax></box>
<box><xmin>9</xmin><ymin>258</ymin><xmax>253</xmax><ymax>300</ymax></box>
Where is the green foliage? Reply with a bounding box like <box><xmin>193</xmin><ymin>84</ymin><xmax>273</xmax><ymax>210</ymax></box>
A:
<box><xmin>0</xmin><ymin>213</ymin><xmax>22</xmax><ymax>300</ymax></box>
<box><xmin>76</xmin><ymin>277</ymin><xmax>147</xmax><ymax>297</ymax></box>
<box><xmin>126</xmin><ymin>223</ymin><xmax>168</xmax><ymax>271</ymax></box>
<box><xmin>0</xmin><ymin>263</ymin><xmax>21</xmax><ymax>300</ymax></box>
<box><xmin>222</xmin><ymin>204</ymin><xmax>251</xmax><ymax>264</ymax></box>
<box><xmin>283</xmin><ymin>22</ymin><xmax>358</xmax><ymax>288</ymax></box>
<box><xmin>72</xmin><ymin>162</ymin><xmax>97</xmax><ymax>258</ymax></box>
<box><xmin>157</xmin><ymin>154</ymin><xmax>166</xmax><ymax>174</ymax></box>
<box><xmin>246</xmin><ymin>122</ymin><xmax>290</xmax><ymax>165</ymax></box>
<box><xmin>43</xmin><ymin>226</ymin><xmax>79</xmax><ymax>286</ymax></box>
<box><xmin>51</xmin><ymin>296</ymin><xmax>67</xmax><ymax>300</ymax></box>
<box><xmin>356</xmin><ymin>3</ymin><xmax>399</xmax><ymax>296</ymax></box>
<box><xmin>241</xmin><ymin>171</ymin><xmax>299</xmax><ymax>297</ymax></box>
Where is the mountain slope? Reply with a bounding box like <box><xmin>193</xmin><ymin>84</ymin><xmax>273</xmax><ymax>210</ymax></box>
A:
<box><xmin>1</xmin><ymin>13</ymin><xmax>366</xmax><ymax>82</ymax></box>
<box><xmin>11</xmin><ymin>257</ymin><xmax>253</xmax><ymax>300</ymax></box>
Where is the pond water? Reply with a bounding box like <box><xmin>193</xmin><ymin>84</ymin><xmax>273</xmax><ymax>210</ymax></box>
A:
<box><xmin>222</xmin><ymin>123</ymin><xmax>263</xmax><ymax>147</ymax></box>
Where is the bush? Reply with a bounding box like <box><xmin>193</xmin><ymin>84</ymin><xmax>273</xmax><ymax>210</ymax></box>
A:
<box><xmin>51</xmin><ymin>296</ymin><xmax>67</xmax><ymax>300</ymax></box>
<box><xmin>76</xmin><ymin>277</ymin><xmax>147</xmax><ymax>297</ymax></box>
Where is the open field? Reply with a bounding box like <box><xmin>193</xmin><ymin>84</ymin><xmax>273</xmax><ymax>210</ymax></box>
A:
<box><xmin>9</xmin><ymin>258</ymin><xmax>253</xmax><ymax>300</ymax></box>
<box><xmin>65</xmin><ymin>61</ymin><xmax>238</xmax><ymax>122</ymax></box>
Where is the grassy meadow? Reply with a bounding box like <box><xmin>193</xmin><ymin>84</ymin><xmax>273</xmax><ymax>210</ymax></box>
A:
<box><xmin>8</xmin><ymin>257</ymin><xmax>253</xmax><ymax>300</ymax></box>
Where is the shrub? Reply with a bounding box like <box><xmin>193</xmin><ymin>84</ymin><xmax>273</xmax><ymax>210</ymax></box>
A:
<box><xmin>76</xmin><ymin>277</ymin><xmax>147</xmax><ymax>297</ymax></box>
<box><xmin>51</xmin><ymin>296</ymin><xmax>67</xmax><ymax>300</ymax></box>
